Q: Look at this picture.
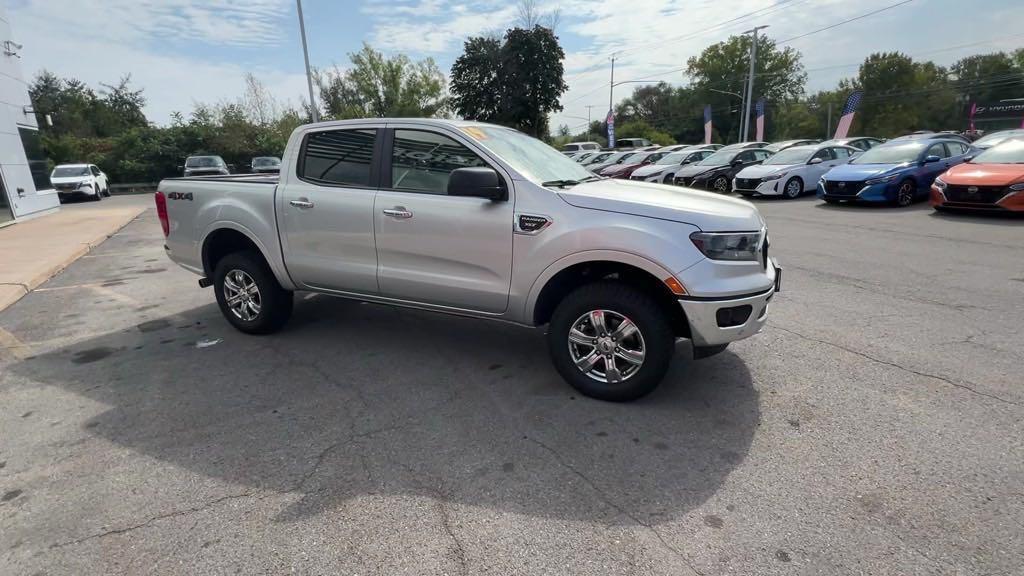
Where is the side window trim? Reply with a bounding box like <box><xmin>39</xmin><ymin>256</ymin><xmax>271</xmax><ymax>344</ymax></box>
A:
<box><xmin>295</xmin><ymin>126</ymin><xmax>382</xmax><ymax>189</ymax></box>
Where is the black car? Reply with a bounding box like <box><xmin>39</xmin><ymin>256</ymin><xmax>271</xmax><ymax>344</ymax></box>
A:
<box><xmin>673</xmin><ymin>148</ymin><xmax>773</xmax><ymax>192</ymax></box>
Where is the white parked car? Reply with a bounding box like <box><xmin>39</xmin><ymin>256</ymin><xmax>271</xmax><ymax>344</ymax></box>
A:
<box><xmin>562</xmin><ymin>141</ymin><xmax>602</xmax><ymax>153</ymax></box>
<box><xmin>51</xmin><ymin>164</ymin><xmax>110</xmax><ymax>201</ymax></box>
<box><xmin>733</xmin><ymin>143</ymin><xmax>860</xmax><ymax>198</ymax></box>
<box><xmin>630</xmin><ymin>147</ymin><xmax>716</xmax><ymax>184</ymax></box>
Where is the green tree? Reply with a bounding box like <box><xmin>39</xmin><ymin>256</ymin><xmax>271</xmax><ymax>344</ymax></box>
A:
<box><xmin>951</xmin><ymin>52</ymin><xmax>1021</xmax><ymax>108</ymax></box>
<box><xmin>849</xmin><ymin>53</ymin><xmax>958</xmax><ymax>136</ymax></box>
<box><xmin>687</xmin><ymin>34</ymin><xmax>806</xmax><ymax>142</ymax></box>
<box><xmin>317</xmin><ymin>43</ymin><xmax>446</xmax><ymax>120</ymax></box>
<box><xmin>450</xmin><ymin>26</ymin><xmax>568</xmax><ymax>137</ymax></box>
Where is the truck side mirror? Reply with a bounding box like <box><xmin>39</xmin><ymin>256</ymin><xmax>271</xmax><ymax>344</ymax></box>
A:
<box><xmin>448</xmin><ymin>167</ymin><xmax>506</xmax><ymax>201</ymax></box>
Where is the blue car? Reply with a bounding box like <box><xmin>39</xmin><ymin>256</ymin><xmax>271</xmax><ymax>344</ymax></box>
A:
<box><xmin>818</xmin><ymin>138</ymin><xmax>975</xmax><ymax>206</ymax></box>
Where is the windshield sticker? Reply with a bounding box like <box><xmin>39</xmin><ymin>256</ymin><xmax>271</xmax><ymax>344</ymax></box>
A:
<box><xmin>461</xmin><ymin>127</ymin><xmax>488</xmax><ymax>141</ymax></box>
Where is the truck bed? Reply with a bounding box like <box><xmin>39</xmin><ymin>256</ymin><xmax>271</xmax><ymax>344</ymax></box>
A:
<box><xmin>167</xmin><ymin>173</ymin><xmax>280</xmax><ymax>185</ymax></box>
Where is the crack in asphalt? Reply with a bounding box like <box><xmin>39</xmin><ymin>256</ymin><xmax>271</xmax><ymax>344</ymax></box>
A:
<box><xmin>526</xmin><ymin>437</ymin><xmax>705</xmax><ymax>576</ymax></box>
<box><xmin>48</xmin><ymin>491</ymin><xmax>255</xmax><ymax>549</ymax></box>
<box><xmin>770</xmin><ymin>324</ymin><xmax>1021</xmax><ymax>408</ymax></box>
<box><xmin>435</xmin><ymin>497</ymin><xmax>469</xmax><ymax>576</ymax></box>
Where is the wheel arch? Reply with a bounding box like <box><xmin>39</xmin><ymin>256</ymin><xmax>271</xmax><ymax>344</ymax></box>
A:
<box><xmin>200</xmin><ymin>223</ymin><xmax>294</xmax><ymax>289</ymax></box>
<box><xmin>527</xmin><ymin>251</ymin><xmax>691</xmax><ymax>338</ymax></box>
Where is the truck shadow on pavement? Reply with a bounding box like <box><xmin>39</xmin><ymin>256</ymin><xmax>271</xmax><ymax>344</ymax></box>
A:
<box><xmin>11</xmin><ymin>294</ymin><xmax>759</xmax><ymax>527</ymax></box>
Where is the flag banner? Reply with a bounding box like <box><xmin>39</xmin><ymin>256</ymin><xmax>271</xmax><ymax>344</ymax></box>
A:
<box><xmin>606</xmin><ymin>110</ymin><xmax>616</xmax><ymax>149</ymax></box>
<box><xmin>703</xmin><ymin>105</ymin><xmax>712</xmax><ymax>144</ymax></box>
<box><xmin>834</xmin><ymin>90</ymin><xmax>864</xmax><ymax>139</ymax></box>
<box><xmin>755</xmin><ymin>98</ymin><xmax>766</xmax><ymax>142</ymax></box>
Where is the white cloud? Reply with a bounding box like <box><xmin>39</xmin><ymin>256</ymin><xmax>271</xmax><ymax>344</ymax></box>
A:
<box><xmin>364</xmin><ymin>0</ymin><xmax>518</xmax><ymax>54</ymax></box>
<box><xmin>8</xmin><ymin>0</ymin><xmax>307</xmax><ymax>125</ymax></box>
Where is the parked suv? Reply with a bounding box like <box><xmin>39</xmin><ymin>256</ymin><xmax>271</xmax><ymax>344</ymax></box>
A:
<box><xmin>615</xmin><ymin>138</ymin><xmax>652</xmax><ymax>150</ymax></box>
<box><xmin>562</xmin><ymin>141</ymin><xmax>601</xmax><ymax>153</ymax></box>
<box><xmin>157</xmin><ymin>119</ymin><xmax>780</xmax><ymax>402</ymax></box>
<box><xmin>183</xmin><ymin>155</ymin><xmax>230</xmax><ymax>177</ymax></box>
<box><xmin>51</xmin><ymin>164</ymin><xmax>110</xmax><ymax>201</ymax></box>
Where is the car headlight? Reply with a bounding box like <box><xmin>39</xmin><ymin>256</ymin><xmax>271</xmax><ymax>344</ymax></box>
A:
<box><xmin>690</xmin><ymin>231</ymin><xmax>763</xmax><ymax>262</ymax></box>
<box><xmin>865</xmin><ymin>174</ymin><xmax>898</xmax><ymax>185</ymax></box>
<box><xmin>762</xmin><ymin>172</ymin><xmax>786</xmax><ymax>181</ymax></box>
<box><xmin>933</xmin><ymin>177</ymin><xmax>947</xmax><ymax>190</ymax></box>
<box><xmin>1008</xmin><ymin>182</ymin><xmax>1024</xmax><ymax>191</ymax></box>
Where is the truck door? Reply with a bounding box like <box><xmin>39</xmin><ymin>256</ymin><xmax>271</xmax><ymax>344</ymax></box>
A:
<box><xmin>278</xmin><ymin>125</ymin><xmax>381</xmax><ymax>294</ymax></box>
<box><xmin>373</xmin><ymin>127</ymin><xmax>514</xmax><ymax>314</ymax></box>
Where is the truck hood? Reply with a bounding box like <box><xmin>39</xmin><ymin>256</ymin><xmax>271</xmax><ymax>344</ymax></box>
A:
<box><xmin>735</xmin><ymin>164</ymin><xmax>793</xmax><ymax>179</ymax></box>
<box><xmin>942</xmin><ymin>163</ymin><xmax>1024</xmax><ymax>186</ymax></box>
<box><xmin>826</xmin><ymin>162</ymin><xmax>908</xmax><ymax>181</ymax></box>
<box><xmin>557</xmin><ymin>178</ymin><xmax>764</xmax><ymax>231</ymax></box>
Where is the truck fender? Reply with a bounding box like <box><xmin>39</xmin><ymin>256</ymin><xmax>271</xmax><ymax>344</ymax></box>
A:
<box><xmin>199</xmin><ymin>221</ymin><xmax>297</xmax><ymax>291</ymax></box>
<box><xmin>523</xmin><ymin>250</ymin><xmax>679</xmax><ymax>323</ymax></box>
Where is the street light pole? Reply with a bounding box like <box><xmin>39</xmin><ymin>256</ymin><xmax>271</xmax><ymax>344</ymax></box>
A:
<box><xmin>741</xmin><ymin>25</ymin><xmax>768</xmax><ymax>142</ymax></box>
<box><xmin>296</xmin><ymin>0</ymin><xmax>319</xmax><ymax>123</ymax></box>
<box><xmin>584</xmin><ymin>105</ymin><xmax>596</xmax><ymax>141</ymax></box>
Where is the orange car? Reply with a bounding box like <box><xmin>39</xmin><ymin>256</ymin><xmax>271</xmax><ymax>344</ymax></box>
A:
<box><xmin>931</xmin><ymin>138</ymin><xmax>1024</xmax><ymax>212</ymax></box>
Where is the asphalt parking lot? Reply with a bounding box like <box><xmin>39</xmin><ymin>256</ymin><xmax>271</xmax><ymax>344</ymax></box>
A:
<box><xmin>1</xmin><ymin>194</ymin><xmax>1022</xmax><ymax>575</ymax></box>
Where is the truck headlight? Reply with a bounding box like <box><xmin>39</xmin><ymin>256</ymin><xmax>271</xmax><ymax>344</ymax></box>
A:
<box><xmin>933</xmin><ymin>177</ymin><xmax>947</xmax><ymax>191</ymax></box>
<box><xmin>865</xmin><ymin>174</ymin><xmax>898</xmax><ymax>185</ymax></box>
<box><xmin>690</xmin><ymin>231</ymin><xmax>763</xmax><ymax>262</ymax></box>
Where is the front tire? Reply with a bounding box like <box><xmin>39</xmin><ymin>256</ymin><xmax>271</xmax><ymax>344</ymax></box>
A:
<box><xmin>213</xmin><ymin>251</ymin><xmax>293</xmax><ymax>334</ymax></box>
<box><xmin>895</xmin><ymin>179</ymin><xmax>916</xmax><ymax>207</ymax></box>
<box><xmin>783</xmin><ymin>177</ymin><xmax>803</xmax><ymax>199</ymax></box>
<box><xmin>711</xmin><ymin>176</ymin><xmax>730</xmax><ymax>193</ymax></box>
<box><xmin>91</xmin><ymin>185</ymin><xmax>102</xmax><ymax>201</ymax></box>
<box><xmin>547</xmin><ymin>282</ymin><xmax>675</xmax><ymax>402</ymax></box>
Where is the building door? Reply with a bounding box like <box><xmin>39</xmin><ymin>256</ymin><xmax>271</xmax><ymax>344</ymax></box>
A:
<box><xmin>0</xmin><ymin>170</ymin><xmax>14</xmax><ymax>226</ymax></box>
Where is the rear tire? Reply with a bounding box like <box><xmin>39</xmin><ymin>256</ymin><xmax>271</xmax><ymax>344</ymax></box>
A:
<box><xmin>213</xmin><ymin>251</ymin><xmax>293</xmax><ymax>334</ymax></box>
<box><xmin>547</xmin><ymin>282</ymin><xmax>675</xmax><ymax>402</ymax></box>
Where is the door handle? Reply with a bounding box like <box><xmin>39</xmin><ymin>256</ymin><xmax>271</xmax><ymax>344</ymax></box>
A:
<box><xmin>289</xmin><ymin>198</ymin><xmax>314</xmax><ymax>209</ymax></box>
<box><xmin>382</xmin><ymin>207</ymin><xmax>413</xmax><ymax>219</ymax></box>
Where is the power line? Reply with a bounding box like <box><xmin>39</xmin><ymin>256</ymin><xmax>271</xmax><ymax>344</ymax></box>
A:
<box><xmin>777</xmin><ymin>0</ymin><xmax>917</xmax><ymax>44</ymax></box>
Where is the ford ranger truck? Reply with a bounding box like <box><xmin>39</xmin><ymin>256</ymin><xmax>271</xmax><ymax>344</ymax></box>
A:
<box><xmin>157</xmin><ymin>119</ymin><xmax>781</xmax><ymax>402</ymax></box>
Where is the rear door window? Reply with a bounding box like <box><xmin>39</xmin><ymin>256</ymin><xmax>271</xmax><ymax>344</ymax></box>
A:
<box><xmin>300</xmin><ymin>129</ymin><xmax>377</xmax><ymax>187</ymax></box>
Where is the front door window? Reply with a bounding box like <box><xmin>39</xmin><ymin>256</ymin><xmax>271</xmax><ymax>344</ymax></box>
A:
<box><xmin>0</xmin><ymin>171</ymin><xmax>13</xmax><ymax>225</ymax></box>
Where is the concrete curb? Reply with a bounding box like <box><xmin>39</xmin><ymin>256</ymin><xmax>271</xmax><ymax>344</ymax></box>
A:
<box><xmin>0</xmin><ymin>206</ymin><xmax>146</xmax><ymax>314</ymax></box>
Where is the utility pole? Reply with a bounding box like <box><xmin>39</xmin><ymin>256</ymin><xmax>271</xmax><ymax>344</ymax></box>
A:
<box><xmin>607</xmin><ymin>53</ymin><xmax>617</xmax><ymax>148</ymax></box>
<box><xmin>741</xmin><ymin>25</ymin><xmax>768</xmax><ymax>142</ymax></box>
<box><xmin>585</xmin><ymin>105</ymin><xmax>596</xmax><ymax>141</ymax></box>
<box><xmin>826</xmin><ymin>102</ymin><xmax>832</xmax><ymax>139</ymax></box>
<box><xmin>296</xmin><ymin>0</ymin><xmax>319</xmax><ymax>123</ymax></box>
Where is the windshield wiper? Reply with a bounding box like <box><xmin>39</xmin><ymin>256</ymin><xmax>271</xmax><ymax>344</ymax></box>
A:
<box><xmin>541</xmin><ymin>175</ymin><xmax>601</xmax><ymax>188</ymax></box>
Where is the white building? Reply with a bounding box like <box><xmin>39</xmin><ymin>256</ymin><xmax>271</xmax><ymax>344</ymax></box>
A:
<box><xmin>1</xmin><ymin>3</ymin><xmax>59</xmax><ymax>226</ymax></box>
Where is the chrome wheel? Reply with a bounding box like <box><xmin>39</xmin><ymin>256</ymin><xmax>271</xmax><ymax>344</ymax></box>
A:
<box><xmin>784</xmin><ymin>178</ymin><xmax>802</xmax><ymax>198</ymax></box>
<box><xmin>713</xmin><ymin>176</ymin><xmax>729</xmax><ymax>192</ymax></box>
<box><xmin>223</xmin><ymin>269</ymin><xmax>261</xmax><ymax>321</ymax></box>
<box><xmin>897</xmin><ymin>181</ymin><xmax>915</xmax><ymax>206</ymax></box>
<box><xmin>568</xmin><ymin>310</ymin><xmax>646</xmax><ymax>384</ymax></box>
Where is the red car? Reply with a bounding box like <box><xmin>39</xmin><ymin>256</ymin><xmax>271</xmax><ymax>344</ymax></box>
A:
<box><xmin>931</xmin><ymin>138</ymin><xmax>1024</xmax><ymax>212</ymax></box>
<box><xmin>598</xmin><ymin>151</ymin><xmax>666</xmax><ymax>179</ymax></box>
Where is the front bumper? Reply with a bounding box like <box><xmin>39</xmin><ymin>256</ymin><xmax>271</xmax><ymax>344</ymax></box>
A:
<box><xmin>735</xmin><ymin>178</ymin><xmax>781</xmax><ymax>196</ymax></box>
<box><xmin>678</xmin><ymin>258</ymin><xmax>781</xmax><ymax>346</ymax></box>
<box><xmin>817</xmin><ymin>180</ymin><xmax>893</xmax><ymax>203</ymax></box>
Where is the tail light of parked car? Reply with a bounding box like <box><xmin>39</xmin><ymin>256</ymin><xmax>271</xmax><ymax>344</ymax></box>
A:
<box><xmin>155</xmin><ymin>191</ymin><xmax>169</xmax><ymax>236</ymax></box>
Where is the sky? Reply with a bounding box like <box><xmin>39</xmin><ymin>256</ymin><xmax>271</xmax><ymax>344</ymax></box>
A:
<box><xmin>5</xmin><ymin>0</ymin><xmax>1023</xmax><ymax>132</ymax></box>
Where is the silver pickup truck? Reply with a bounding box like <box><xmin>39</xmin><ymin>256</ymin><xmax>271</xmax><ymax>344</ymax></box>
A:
<box><xmin>157</xmin><ymin>119</ymin><xmax>780</xmax><ymax>401</ymax></box>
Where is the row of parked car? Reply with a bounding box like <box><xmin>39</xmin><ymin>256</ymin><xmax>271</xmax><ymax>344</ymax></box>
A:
<box><xmin>563</xmin><ymin>128</ymin><xmax>1024</xmax><ymax>212</ymax></box>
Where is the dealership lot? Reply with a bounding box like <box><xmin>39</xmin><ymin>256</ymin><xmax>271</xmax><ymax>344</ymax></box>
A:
<box><xmin>1</xmin><ymin>196</ymin><xmax>1022</xmax><ymax>575</ymax></box>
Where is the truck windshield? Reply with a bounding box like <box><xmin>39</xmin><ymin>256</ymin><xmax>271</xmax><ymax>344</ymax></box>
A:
<box><xmin>463</xmin><ymin>126</ymin><xmax>595</xmax><ymax>184</ymax></box>
<box><xmin>52</xmin><ymin>166</ymin><xmax>91</xmax><ymax>177</ymax></box>
<box><xmin>186</xmin><ymin>156</ymin><xmax>225</xmax><ymax>168</ymax></box>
